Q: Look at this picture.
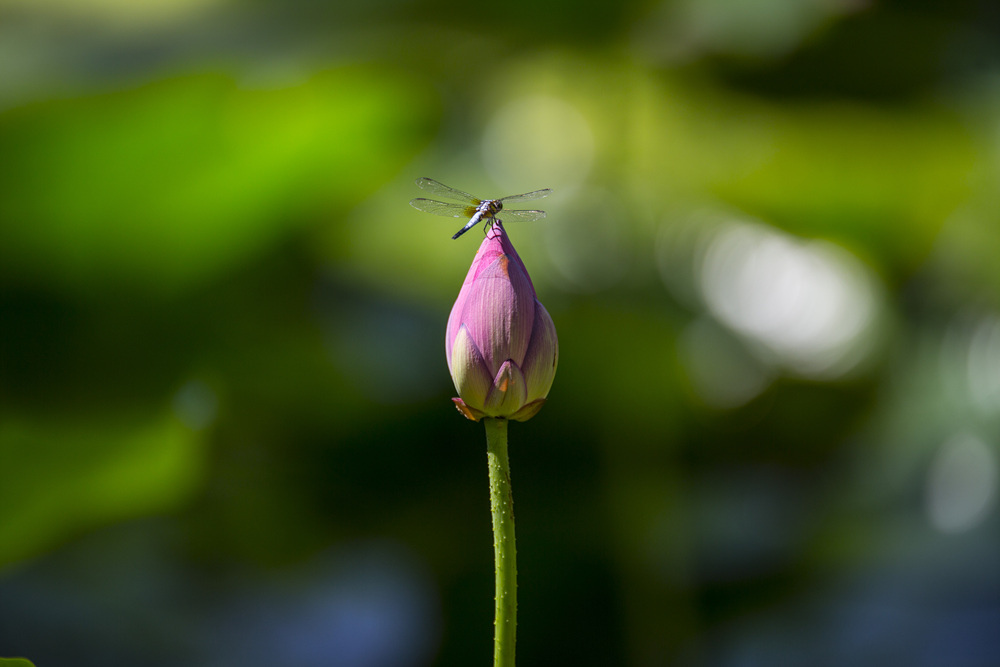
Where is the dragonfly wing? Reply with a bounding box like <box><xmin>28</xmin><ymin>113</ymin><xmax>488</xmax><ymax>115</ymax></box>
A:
<box><xmin>415</xmin><ymin>177</ymin><xmax>481</xmax><ymax>204</ymax></box>
<box><xmin>502</xmin><ymin>209</ymin><xmax>546</xmax><ymax>222</ymax></box>
<box><xmin>410</xmin><ymin>198</ymin><xmax>477</xmax><ymax>218</ymax></box>
<box><xmin>498</xmin><ymin>188</ymin><xmax>552</xmax><ymax>204</ymax></box>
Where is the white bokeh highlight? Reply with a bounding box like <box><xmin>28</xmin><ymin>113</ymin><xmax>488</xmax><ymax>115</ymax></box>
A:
<box><xmin>966</xmin><ymin>315</ymin><xmax>1000</xmax><ymax>412</ymax></box>
<box><xmin>925</xmin><ymin>432</ymin><xmax>998</xmax><ymax>533</ymax></box>
<box><xmin>698</xmin><ymin>220</ymin><xmax>878</xmax><ymax>378</ymax></box>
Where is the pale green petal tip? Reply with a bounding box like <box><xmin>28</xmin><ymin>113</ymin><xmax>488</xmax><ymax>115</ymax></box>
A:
<box><xmin>483</xmin><ymin>360</ymin><xmax>527</xmax><ymax>417</ymax></box>
<box><xmin>449</xmin><ymin>324</ymin><xmax>492</xmax><ymax>411</ymax></box>
<box><xmin>509</xmin><ymin>398</ymin><xmax>546</xmax><ymax>422</ymax></box>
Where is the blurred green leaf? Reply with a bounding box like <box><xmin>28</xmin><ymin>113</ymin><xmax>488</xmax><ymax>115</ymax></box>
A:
<box><xmin>0</xmin><ymin>67</ymin><xmax>434</xmax><ymax>294</ymax></box>
<box><xmin>0</xmin><ymin>412</ymin><xmax>206</xmax><ymax>567</ymax></box>
<box><xmin>0</xmin><ymin>658</ymin><xmax>37</xmax><ymax>666</ymax></box>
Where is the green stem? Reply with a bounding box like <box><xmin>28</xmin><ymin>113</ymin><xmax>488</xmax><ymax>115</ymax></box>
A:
<box><xmin>485</xmin><ymin>417</ymin><xmax>516</xmax><ymax>667</ymax></box>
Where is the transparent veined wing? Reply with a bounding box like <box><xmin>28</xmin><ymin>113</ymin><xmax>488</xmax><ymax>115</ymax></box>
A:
<box><xmin>409</xmin><ymin>198</ymin><xmax>479</xmax><ymax>218</ymax></box>
<box><xmin>498</xmin><ymin>188</ymin><xmax>552</xmax><ymax>204</ymax></box>
<box><xmin>414</xmin><ymin>177</ymin><xmax>481</xmax><ymax>204</ymax></box>
<box><xmin>501</xmin><ymin>209</ymin><xmax>547</xmax><ymax>222</ymax></box>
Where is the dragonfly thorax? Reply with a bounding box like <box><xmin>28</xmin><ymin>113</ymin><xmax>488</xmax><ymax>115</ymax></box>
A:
<box><xmin>480</xmin><ymin>199</ymin><xmax>502</xmax><ymax>217</ymax></box>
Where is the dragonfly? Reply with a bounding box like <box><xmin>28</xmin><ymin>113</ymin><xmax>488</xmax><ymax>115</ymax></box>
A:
<box><xmin>409</xmin><ymin>177</ymin><xmax>552</xmax><ymax>239</ymax></box>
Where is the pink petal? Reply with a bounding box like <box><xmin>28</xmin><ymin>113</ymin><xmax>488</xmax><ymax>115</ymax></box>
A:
<box><xmin>460</xmin><ymin>253</ymin><xmax>535</xmax><ymax>376</ymax></box>
<box><xmin>520</xmin><ymin>300</ymin><xmax>558</xmax><ymax>403</ymax></box>
<box><xmin>492</xmin><ymin>222</ymin><xmax>536</xmax><ymax>297</ymax></box>
<box><xmin>446</xmin><ymin>223</ymin><xmax>537</xmax><ymax>373</ymax></box>
<box><xmin>446</xmin><ymin>230</ymin><xmax>508</xmax><ymax>362</ymax></box>
<box><xmin>482</xmin><ymin>359</ymin><xmax>527</xmax><ymax>418</ymax></box>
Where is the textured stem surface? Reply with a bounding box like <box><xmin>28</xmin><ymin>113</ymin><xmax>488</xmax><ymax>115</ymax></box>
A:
<box><xmin>485</xmin><ymin>417</ymin><xmax>516</xmax><ymax>667</ymax></box>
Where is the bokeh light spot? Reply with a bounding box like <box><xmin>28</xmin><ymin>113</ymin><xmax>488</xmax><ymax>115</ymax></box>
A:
<box><xmin>678</xmin><ymin>317</ymin><xmax>772</xmax><ymax>409</ymax></box>
<box><xmin>171</xmin><ymin>380</ymin><xmax>218</xmax><ymax>431</ymax></box>
<box><xmin>925</xmin><ymin>433</ymin><xmax>998</xmax><ymax>534</ymax></box>
<box><xmin>541</xmin><ymin>188</ymin><xmax>628</xmax><ymax>292</ymax></box>
<box><xmin>699</xmin><ymin>219</ymin><xmax>879</xmax><ymax>378</ymax></box>
<box><xmin>966</xmin><ymin>315</ymin><xmax>1000</xmax><ymax>413</ymax></box>
<box><xmin>481</xmin><ymin>95</ymin><xmax>594</xmax><ymax>192</ymax></box>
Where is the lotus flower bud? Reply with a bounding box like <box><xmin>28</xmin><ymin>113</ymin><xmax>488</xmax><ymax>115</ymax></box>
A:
<box><xmin>446</xmin><ymin>221</ymin><xmax>558</xmax><ymax>421</ymax></box>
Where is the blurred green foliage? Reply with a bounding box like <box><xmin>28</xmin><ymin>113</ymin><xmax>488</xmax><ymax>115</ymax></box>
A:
<box><xmin>2</xmin><ymin>0</ymin><xmax>1000</xmax><ymax>666</ymax></box>
<box><xmin>0</xmin><ymin>68</ymin><xmax>434</xmax><ymax>293</ymax></box>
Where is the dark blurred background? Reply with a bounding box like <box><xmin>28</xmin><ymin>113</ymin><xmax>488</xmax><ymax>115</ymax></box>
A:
<box><xmin>2</xmin><ymin>0</ymin><xmax>999</xmax><ymax>665</ymax></box>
